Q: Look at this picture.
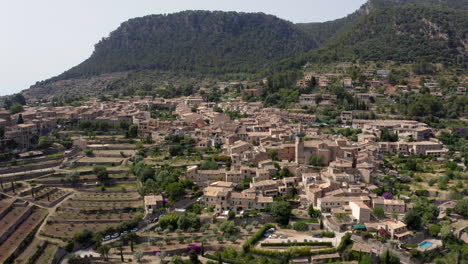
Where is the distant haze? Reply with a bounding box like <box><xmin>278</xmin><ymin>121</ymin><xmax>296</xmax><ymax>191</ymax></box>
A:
<box><xmin>0</xmin><ymin>0</ymin><xmax>366</xmax><ymax>96</ymax></box>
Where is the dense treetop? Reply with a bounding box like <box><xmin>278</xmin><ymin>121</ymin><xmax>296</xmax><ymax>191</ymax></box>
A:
<box><xmin>269</xmin><ymin>1</ymin><xmax>467</xmax><ymax>74</ymax></box>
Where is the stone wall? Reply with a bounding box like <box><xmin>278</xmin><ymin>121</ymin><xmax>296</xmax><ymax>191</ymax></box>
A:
<box><xmin>0</xmin><ymin>160</ymin><xmax>61</xmax><ymax>175</ymax></box>
<box><xmin>0</xmin><ymin>205</ymin><xmax>33</xmax><ymax>245</ymax></box>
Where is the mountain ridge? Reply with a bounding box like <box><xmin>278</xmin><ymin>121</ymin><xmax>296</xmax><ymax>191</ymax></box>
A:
<box><xmin>45</xmin><ymin>11</ymin><xmax>318</xmax><ymax>83</ymax></box>
<box><xmin>267</xmin><ymin>0</ymin><xmax>467</xmax><ymax>75</ymax></box>
<box><xmin>22</xmin><ymin>0</ymin><xmax>468</xmax><ymax>101</ymax></box>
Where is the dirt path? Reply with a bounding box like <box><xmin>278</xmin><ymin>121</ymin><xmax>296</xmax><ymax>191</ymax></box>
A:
<box><xmin>35</xmin><ymin>188</ymin><xmax>76</xmax><ymax>244</ymax></box>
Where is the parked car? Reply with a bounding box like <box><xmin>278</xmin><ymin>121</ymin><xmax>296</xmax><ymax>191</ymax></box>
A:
<box><xmin>111</xmin><ymin>233</ymin><xmax>120</xmax><ymax>239</ymax></box>
<box><xmin>131</xmin><ymin>228</ymin><xmax>138</xmax><ymax>233</ymax></box>
<box><xmin>312</xmin><ymin>233</ymin><xmax>323</xmax><ymax>238</ymax></box>
<box><xmin>121</xmin><ymin>231</ymin><xmax>128</xmax><ymax>235</ymax></box>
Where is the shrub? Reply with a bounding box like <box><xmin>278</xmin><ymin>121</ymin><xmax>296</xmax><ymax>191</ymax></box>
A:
<box><xmin>293</xmin><ymin>221</ymin><xmax>309</xmax><ymax>231</ymax></box>
<box><xmin>38</xmin><ymin>136</ymin><xmax>53</xmax><ymax>149</ymax></box>
<box><xmin>337</xmin><ymin>233</ymin><xmax>351</xmax><ymax>251</ymax></box>
<box><xmin>93</xmin><ymin>166</ymin><xmax>109</xmax><ymax>182</ymax></box>
<box><xmin>158</xmin><ymin>213</ymin><xmax>179</xmax><ymax>230</ymax></box>
<box><xmin>321</xmin><ymin>231</ymin><xmax>335</xmax><ymax>238</ymax></box>
<box><xmin>454</xmin><ymin>198</ymin><xmax>468</xmax><ymax>217</ymax></box>
<box><xmin>250</xmin><ymin>246</ymin><xmax>337</xmax><ymax>257</ymax></box>
<box><xmin>242</xmin><ymin>224</ymin><xmax>274</xmax><ymax>252</ymax></box>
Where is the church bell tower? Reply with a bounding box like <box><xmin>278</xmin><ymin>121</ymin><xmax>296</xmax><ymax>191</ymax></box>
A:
<box><xmin>295</xmin><ymin>123</ymin><xmax>305</xmax><ymax>164</ymax></box>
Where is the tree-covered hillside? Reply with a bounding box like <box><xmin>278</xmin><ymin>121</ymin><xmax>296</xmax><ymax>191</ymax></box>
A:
<box><xmin>296</xmin><ymin>0</ymin><xmax>467</xmax><ymax>46</ymax></box>
<box><xmin>367</xmin><ymin>0</ymin><xmax>468</xmax><ymax>9</ymax></box>
<box><xmin>48</xmin><ymin>11</ymin><xmax>318</xmax><ymax>81</ymax></box>
<box><xmin>269</xmin><ymin>2</ymin><xmax>467</xmax><ymax>74</ymax></box>
<box><xmin>21</xmin><ymin>1</ymin><xmax>467</xmax><ymax>101</ymax></box>
<box><xmin>324</xmin><ymin>3</ymin><xmax>467</xmax><ymax>64</ymax></box>
<box><xmin>295</xmin><ymin>11</ymin><xmax>362</xmax><ymax>45</ymax></box>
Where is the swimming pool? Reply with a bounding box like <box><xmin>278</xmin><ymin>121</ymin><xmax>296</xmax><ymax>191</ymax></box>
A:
<box><xmin>419</xmin><ymin>241</ymin><xmax>433</xmax><ymax>248</ymax></box>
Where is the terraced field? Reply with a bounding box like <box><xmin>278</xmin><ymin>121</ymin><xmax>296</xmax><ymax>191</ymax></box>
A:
<box><xmin>41</xmin><ymin>191</ymin><xmax>143</xmax><ymax>240</ymax></box>
<box><xmin>93</xmin><ymin>149</ymin><xmax>136</xmax><ymax>157</ymax></box>
<box><xmin>14</xmin><ymin>239</ymin><xmax>43</xmax><ymax>264</ymax></box>
<box><xmin>21</xmin><ymin>187</ymin><xmax>71</xmax><ymax>207</ymax></box>
<box><xmin>76</xmin><ymin>156</ymin><xmax>125</xmax><ymax>166</ymax></box>
<box><xmin>0</xmin><ymin>208</ymin><xmax>48</xmax><ymax>263</ymax></box>
<box><xmin>14</xmin><ymin>240</ymin><xmax>59</xmax><ymax>264</ymax></box>
<box><xmin>52</xmin><ymin>210</ymin><xmax>136</xmax><ymax>222</ymax></box>
<box><xmin>0</xmin><ymin>206</ymin><xmax>29</xmax><ymax>235</ymax></box>
<box><xmin>42</xmin><ymin>222</ymin><xmax>120</xmax><ymax>239</ymax></box>
<box><xmin>73</xmin><ymin>191</ymin><xmax>140</xmax><ymax>200</ymax></box>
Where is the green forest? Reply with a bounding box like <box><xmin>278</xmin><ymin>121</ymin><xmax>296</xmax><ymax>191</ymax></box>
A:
<box><xmin>46</xmin><ymin>11</ymin><xmax>317</xmax><ymax>82</ymax></box>
<box><xmin>268</xmin><ymin>2</ymin><xmax>467</xmax><ymax>75</ymax></box>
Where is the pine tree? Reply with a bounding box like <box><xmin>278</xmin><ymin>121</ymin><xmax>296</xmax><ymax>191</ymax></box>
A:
<box><xmin>17</xmin><ymin>114</ymin><xmax>24</xmax><ymax>124</ymax></box>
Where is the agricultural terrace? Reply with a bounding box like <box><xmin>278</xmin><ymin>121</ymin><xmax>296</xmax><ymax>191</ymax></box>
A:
<box><xmin>41</xmin><ymin>191</ymin><xmax>143</xmax><ymax>241</ymax></box>
<box><xmin>0</xmin><ymin>207</ymin><xmax>48</xmax><ymax>263</ymax></box>
<box><xmin>129</xmin><ymin>221</ymin><xmax>263</xmax><ymax>254</ymax></box>
<box><xmin>14</xmin><ymin>240</ymin><xmax>59</xmax><ymax>264</ymax></box>
<box><xmin>23</xmin><ymin>187</ymin><xmax>71</xmax><ymax>207</ymax></box>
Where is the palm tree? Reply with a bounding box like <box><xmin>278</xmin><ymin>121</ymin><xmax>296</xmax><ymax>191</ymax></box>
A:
<box><xmin>97</xmin><ymin>245</ymin><xmax>110</xmax><ymax>261</ymax></box>
<box><xmin>115</xmin><ymin>241</ymin><xmax>124</xmax><ymax>262</ymax></box>
<box><xmin>127</xmin><ymin>233</ymin><xmax>138</xmax><ymax>252</ymax></box>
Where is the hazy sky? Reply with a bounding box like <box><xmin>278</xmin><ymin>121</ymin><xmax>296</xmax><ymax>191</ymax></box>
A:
<box><xmin>0</xmin><ymin>0</ymin><xmax>366</xmax><ymax>96</ymax></box>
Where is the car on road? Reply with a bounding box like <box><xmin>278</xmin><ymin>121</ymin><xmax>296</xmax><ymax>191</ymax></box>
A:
<box><xmin>312</xmin><ymin>233</ymin><xmax>323</xmax><ymax>238</ymax></box>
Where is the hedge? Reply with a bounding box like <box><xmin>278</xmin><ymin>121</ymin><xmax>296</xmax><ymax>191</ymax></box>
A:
<box><xmin>337</xmin><ymin>232</ymin><xmax>352</xmax><ymax>251</ymax></box>
<box><xmin>250</xmin><ymin>247</ymin><xmax>337</xmax><ymax>257</ymax></box>
<box><xmin>204</xmin><ymin>254</ymin><xmax>244</xmax><ymax>264</ymax></box>
<box><xmin>321</xmin><ymin>231</ymin><xmax>335</xmax><ymax>238</ymax></box>
<box><xmin>242</xmin><ymin>223</ymin><xmax>275</xmax><ymax>252</ymax></box>
<box><xmin>261</xmin><ymin>242</ymin><xmax>332</xmax><ymax>247</ymax></box>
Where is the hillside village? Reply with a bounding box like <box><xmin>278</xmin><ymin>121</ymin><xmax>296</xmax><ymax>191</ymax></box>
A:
<box><xmin>0</xmin><ymin>65</ymin><xmax>466</xmax><ymax>264</ymax></box>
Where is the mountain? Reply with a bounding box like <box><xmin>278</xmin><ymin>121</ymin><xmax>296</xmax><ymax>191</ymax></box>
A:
<box><xmin>296</xmin><ymin>12</ymin><xmax>362</xmax><ymax>46</ymax></box>
<box><xmin>296</xmin><ymin>0</ymin><xmax>467</xmax><ymax>46</ymax></box>
<box><xmin>22</xmin><ymin>1</ymin><xmax>467</xmax><ymax>101</ymax></box>
<box><xmin>269</xmin><ymin>0</ymin><xmax>467</xmax><ymax>73</ymax></box>
<box><xmin>295</xmin><ymin>4</ymin><xmax>367</xmax><ymax>45</ymax></box>
<box><xmin>366</xmin><ymin>0</ymin><xmax>468</xmax><ymax>9</ymax></box>
<box><xmin>52</xmin><ymin>11</ymin><xmax>318</xmax><ymax>81</ymax></box>
<box><xmin>321</xmin><ymin>1</ymin><xmax>467</xmax><ymax>64</ymax></box>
